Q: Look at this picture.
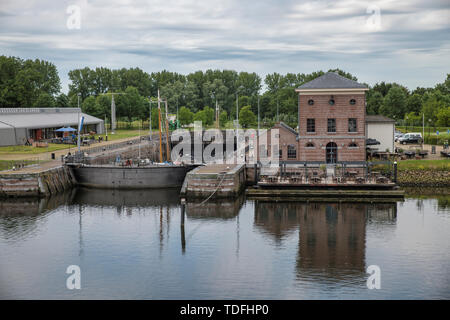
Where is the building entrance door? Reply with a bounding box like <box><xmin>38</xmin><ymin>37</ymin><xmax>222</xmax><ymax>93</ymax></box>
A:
<box><xmin>326</xmin><ymin>142</ymin><xmax>337</xmax><ymax>164</ymax></box>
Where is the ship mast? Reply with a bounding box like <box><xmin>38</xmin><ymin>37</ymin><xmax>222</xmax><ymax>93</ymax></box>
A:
<box><xmin>157</xmin><ymin>89</ymin><xmax>163</xmax><ymax>163</ymax></box>
<box><xmin>164</xmin><ymin>99</ymin><xmax>171</xmax><ymax>162</ymax></box>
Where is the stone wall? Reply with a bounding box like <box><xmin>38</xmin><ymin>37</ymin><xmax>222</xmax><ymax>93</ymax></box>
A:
<box><xmin>182</xmin><ymin>164</ymin><xmax>246</xmax><ymax>199</ymax></box>
<box><xmin>0</xmin><ymin>166</ymin><xmax>76</xmax><ymax>198</ymax></box>
<box><xmin>397</xmin><ymin>169</ymin><xmax>450</xmax><ymax>187</ymax></box>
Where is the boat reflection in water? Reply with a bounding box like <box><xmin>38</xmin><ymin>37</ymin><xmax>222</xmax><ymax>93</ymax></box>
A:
<box><xmin>72</xmin><ymin>187</ymin><xmax>181</xmax><ymax>208</ymax></box>
<box><xmin>254</xmin><ymin>201</ymin><xmax>397</xmax><ymax>285</ymax></box>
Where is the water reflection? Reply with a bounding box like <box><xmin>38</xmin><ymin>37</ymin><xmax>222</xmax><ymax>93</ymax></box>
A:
<box><xmin>185</xmin><ymin>196</ymin><xmax>244</xmax><ymax>220</ymax></box>
<box><xmin>254</xmin><ymin>201</ymin><xmax>397</xmax><ymax>284</ymax></box>
<box><xmin>1</xmin><ymin>188</ymin><xmax>449</xmax><ymax>299</ymax></box>
<box><xmin>0</xmin><ymin>191</ymin><xmax>75</xmax><ymax>242</ymax></box>
<box><xmin>72</xmin><ymin>187</ymin><xmax>181</xmax><ymax>208</ymax></box>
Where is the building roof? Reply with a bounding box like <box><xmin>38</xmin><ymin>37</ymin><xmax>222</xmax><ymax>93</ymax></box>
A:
<box><xmin>296</xmin><ymin>72</ymin><xmax>367</xmax><ymax>90</ymax></box>
<box><xmin>0</xmin><ymin>108</ymin><xmax>103</xmax><ymax>129</ymax></box>
<box><xmin>277</xmin><ymin>121</ymin><xmax>298</xmax><ymax>136</ymax></box>
<box><xmin>365</xmin><ymin>115</ymin><xmax>395</xmax><ymax>123</ymax></box>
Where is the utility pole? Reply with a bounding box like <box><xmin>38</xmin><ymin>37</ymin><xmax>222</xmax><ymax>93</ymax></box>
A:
<box><xmin>111</xmin><ymin>94</ymin><xmax>116</xmax><ymax>134</ymax></box>
<box><xmin>164</xmin><ymin>99</ymin><xmax>171</xmax><ymax>162</ymax></box>
<box><xmin>236</xmin><ymin>94</ymin><xmax>239</xmax><ymax>129</ymax></box>
<box><xmin>216</xmin><ymin>99</ymin><xmax>219</xmax><ymax>129</ymax></box>
<box><xmin>158</xmin><ymin>90</ymin><xmax>163</xmax><ymax>163</ymax></box>
<box><xmin>138</xmin><ymin>120</ymin><xmax>141</xmax><ymax>160</ymax></box>
<box><xmin>149</xmin><ymin>98</ymin><xmax>152</xmax><ymax>141</ymax></box>
<box><xmin>105</xmin><ymin>114</ymin><xmax>108</xmax><ymax>141</ymax></box>
<box><xmin>257</xmin><ymin>95</ymin><xmax>260</xmax><ymax>133</ymax></box>
<box><xmin>276</xmin><ymin>97</ymin><xmax>279</xmax><ymax>123</ymax></box>
<box><xmin>77</xmin><ymin>93</ymin><xmax>81</xmax><ymax>153</ymax></box>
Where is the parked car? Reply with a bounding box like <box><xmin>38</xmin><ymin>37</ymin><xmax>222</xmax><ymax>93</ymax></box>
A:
<box><xmin>394</xmin><ymin>132</ymin><xmax>404</xmax><ymax>142</ymax></box>
<box><xmin>398</xmin><ymin>133</ymin><xmax>422</xmax><ymax>144</ymax></box>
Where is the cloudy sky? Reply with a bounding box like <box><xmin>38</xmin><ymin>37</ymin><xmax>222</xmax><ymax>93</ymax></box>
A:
<box><xmin>0</xmin><ymin>0</ymin><xmax>449</xmax><ymax>92</ymax></box>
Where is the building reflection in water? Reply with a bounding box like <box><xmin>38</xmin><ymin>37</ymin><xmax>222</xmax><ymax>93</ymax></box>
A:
<box><xmin>254</xmin><ymin>201</ymin><xmax>397</xmax><ymax>283</ymax></box>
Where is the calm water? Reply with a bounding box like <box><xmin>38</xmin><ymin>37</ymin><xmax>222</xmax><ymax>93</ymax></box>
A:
<box><xmin>0</xmin><ymin>188</ymin><xmax>449</xmax><ymax>299</ymax></box>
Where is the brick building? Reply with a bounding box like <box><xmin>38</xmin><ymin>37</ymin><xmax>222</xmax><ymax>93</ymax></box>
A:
<box><xmin>260</xmin><ymin>72</ymin><xmax>368</xmax><ymax>164</ymax></box>
<box><xmin>295</xmin><ymin>72</ymin><xmax>368</xmax><ymax>163</ymax></box>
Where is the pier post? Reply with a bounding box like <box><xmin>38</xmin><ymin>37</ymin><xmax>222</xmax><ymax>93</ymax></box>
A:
<box><xmin>393</xmin><ymin>161</ymin><xmax>398</xmax><ymax>183</ymax></box>
<box><xmin>180</xmin><ymin>203</ymin><xmax>186</xmax><ymax>253</ymax></box>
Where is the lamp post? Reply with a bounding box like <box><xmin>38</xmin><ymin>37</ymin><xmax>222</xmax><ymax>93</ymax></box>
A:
<box><xmin>149</xmin><ymin>98</ymin><xmax>152</xmax><ymax>141</ymax></box>
<box><xmin>428</xmin><ymin>119</ymin><xmax>431</xmax><ymax>139</ymax></box>
<box><xmin>235</xmin><ymin>85</ymin><xmax>244</xmax><ymax>130</ymax></box>
<box><xmin>406</xmin><ymin>116</ymin><xmax>408</xmax><ymax>132</ymax></box>
<box><xmin>77</xmin><ymin>93</ymin><xmax>81</xmax><ymax>153</ymax></box>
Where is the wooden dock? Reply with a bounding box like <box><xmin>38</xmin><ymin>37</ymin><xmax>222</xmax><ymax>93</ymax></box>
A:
<box><xmin>246</xmin><ymin>187</ymin><xmax>405</xmax><ymax>202</ymax></box>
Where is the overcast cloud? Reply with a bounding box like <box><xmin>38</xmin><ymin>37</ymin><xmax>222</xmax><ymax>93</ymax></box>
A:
<box><xmin>0</xmin><ymin>0</ymin><xmax>449</xmax><ymax>92</ymax></box>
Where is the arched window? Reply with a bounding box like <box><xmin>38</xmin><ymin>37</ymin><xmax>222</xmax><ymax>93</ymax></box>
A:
<box><xmin>308</xmin><ymin>99</ymin><xmax>314</xmax><ymax>105</ymax></box>
<box><xmin>349</xmin><ymin>99</ymin><xmax>356</xmax><ymax>105</ymax></box>
<box><xmin>349</xmin><ymin>142</ymin><xmax>358</xmax><ymax>148</ymax></box>
<box><xmin>305</xmin><ymin>142</ymin><xmax>315</xmax><ymax>148</ymax></box>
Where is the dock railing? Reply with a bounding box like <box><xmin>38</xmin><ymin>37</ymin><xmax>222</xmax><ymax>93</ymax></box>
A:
<box><xmin>257</xmin><ymin>160</ymin><xmax>397</xmax><ymax>185</ymax></box>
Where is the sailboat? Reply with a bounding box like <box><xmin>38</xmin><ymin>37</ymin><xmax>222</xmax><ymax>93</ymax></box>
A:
<box><xmin>67</xmin><ymin>90</ymin><xmax>197</xmax><ymax>189</ymax></box>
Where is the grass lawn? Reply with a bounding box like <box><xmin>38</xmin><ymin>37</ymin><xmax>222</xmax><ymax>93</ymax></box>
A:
<box><xmin>96</xmin><ymin>130</ymin><xmax>142</xmax><ymax>141</ymax></box>
<box><xmin>398</xmin><ymin>159</ymin><xmax>450</xmax><ymax>171</ymax></box>
<box><xmin>0</xmin><ymin>144</ymin><xmax>71</xmax><ymax>154</ymax></box>
<box><xmin>0</xmin><ymin>159</ymin><xmax>41</xmax><ymax>171</ymax></box>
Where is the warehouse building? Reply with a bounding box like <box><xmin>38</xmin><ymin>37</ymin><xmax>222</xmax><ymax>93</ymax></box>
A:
<box><xmin>0</xmin><ymin>108</ymin><xmax>104</xmax><ymax>146</ymax></box>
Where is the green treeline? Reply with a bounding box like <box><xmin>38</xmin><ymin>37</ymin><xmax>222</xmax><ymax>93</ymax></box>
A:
<box><xmin>0</xmin><ymin>55</ymin><xmax>449</xmax><ymax>128</ymax></box>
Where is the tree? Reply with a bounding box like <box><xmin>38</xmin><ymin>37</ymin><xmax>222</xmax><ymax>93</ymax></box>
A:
<box><xmin>178</xmin><ymin>106</ymin><xmax>194</xmax><ymax>126</ymax></box>
<box><xmin>422</xmin><ymin>94</ymin><xmax>444</xmax><ymax>123</ymax></box>
<box><xmin>239</xmin><ymin>105</ymin><xmax>256</xmax><ymax>128</ymax></box>
<box><xmin>33</xmin><ymin>92</ymin><xmax>55</xmax><ymax>108</ymax></box>
<box><xmin>81</xmin><ymin>96</ymin><xmax>102</xmax><ymax>118</ymax></box>
<box><xmin>56</xmin><ymin>93</ymin><xmax>69</xmax><ymax>108</ymax></box>
<box><xmin>193</xmin><ymin>110</ymin><xmax>207</xmax><ymax>124</ymax></box>
<box><xmin>122</xmin><ymin>86</ymin><xmax>145</xmax><ymax>121</ymax></box>
<box><xmin>436</xmin><ymin>107</ymin><xmax>450</xmax><ymax>127</ymax></box>
<box><xmin>380</xmin><ymin>86</ymin><xmax>407</xmax><ymax>119</ymax></box>
<box><xmin>366</xmin><ymin>90</ymin><xmax>383</xmax><ymax>115</ymax></box>
<box><xmin>202</xmin><ymin>79</ymin><xmax>228</xmax><ymax>113</ymax></box>
<box><xmin>406</xmin><ymin>93</ymin><xmax>423</xmax><ymax>114</ymax></box>
<box><xmin>203</xmin><ymin>106</ymin><xmax>215</xmax><ymax>126</ymax></box>
<box><xmin>219</xmin><ymin>110</ymin><xmax>228</xmax><ymax>126</ymax></box>
<box><xmin>404</xmin><ymin>112</ymin><xmax>422</xmax><ymax>127</ymax></box>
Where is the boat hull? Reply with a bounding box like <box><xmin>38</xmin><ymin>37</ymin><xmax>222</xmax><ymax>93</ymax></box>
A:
<box><xmin>69</xmin><ymin>165</ymin><xmax>195</xmax><ymax>189</ymax></box>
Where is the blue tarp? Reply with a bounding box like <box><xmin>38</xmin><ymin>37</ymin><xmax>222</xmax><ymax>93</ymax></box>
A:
<box><xmin>55</xmin><ymin>127</ymin><xmax>76</xmax><ymax>132</ymax></box>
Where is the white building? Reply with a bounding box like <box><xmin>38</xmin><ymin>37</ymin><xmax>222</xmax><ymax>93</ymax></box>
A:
<box><xmin>0</xmin><ymin>108</ymin><xmax>104</xmax><ymax>146</ymax></box>
<box><xmin>365</xmin><ymin>115</ymin><xmax>395</xmax><ymax>153</ymax></box>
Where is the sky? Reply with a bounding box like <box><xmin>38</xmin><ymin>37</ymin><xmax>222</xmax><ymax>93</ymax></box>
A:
<box><xmin>0</xmin><ymin>0</ymin><xmax>449</xmax><ymax>93</ymax></box>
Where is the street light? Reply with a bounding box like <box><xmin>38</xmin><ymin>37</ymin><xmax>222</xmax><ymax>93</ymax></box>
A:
<box><xmin>77</xmin><ymin>93</ymin><xmax>81</xmax><ymax>153</ymax></box>
<box><xmin>236</xmin><ymin>85</ymin><xmax>244</xmax><ymax>129</ymax></box>
<box><xmin>428</xmin><ymin>119</ymin><xmax>432</xmax><ymax>138</ymax></box>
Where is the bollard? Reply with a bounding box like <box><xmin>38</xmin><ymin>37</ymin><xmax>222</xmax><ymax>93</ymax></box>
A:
<box><xmin>393</xmin><ymin>161</ymin><xmax>398</xmax><ymax>183</ymax></box>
